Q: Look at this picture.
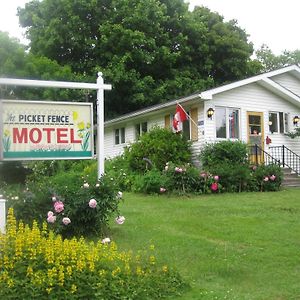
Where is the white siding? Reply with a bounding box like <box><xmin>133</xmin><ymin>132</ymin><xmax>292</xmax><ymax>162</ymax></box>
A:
<box><xmin>271</xmin><ymin>73</ymin><xmax>300</xmax><ymax>97</ymax></box>
<box><xmin>203</xmin><ymin>82</ymin><xmax>300</xmax><ymax>156</ymax></box>
<box><xmin>104</xmin><ymin>114</ymin><xmax>168</xmax><ymax>159</ymax></box>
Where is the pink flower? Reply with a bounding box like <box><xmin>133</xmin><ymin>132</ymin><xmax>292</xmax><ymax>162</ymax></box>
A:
<box><xmin>62</xmin><ymin>217</ymin><xmax>71</xmax><ymax>225</ymax></box>
<box><xmin>47</xmin><ymin>211</ymin><xmax>54</xmax><ymax>217</ymax></box>
<box><xmin>115</xmin><ymin>216</ymin><xmax>125</xmax><ymax>225</ymax></box>
<box><xmin>200</xmin><ymin>172</ymin><xmax>207</xmax><ymax>178</ymax></box>
<box><xmin>214</xmin><ymin>175</ymin><xmax>219</xmax><ymax>181</ymax></box>
<box><xmin>47</xmin><ymin>215</ymin><xmax>56</xmax><ymax>223</ymax></box>
<box><xmin>102</xmin><ymin>237</ymin><xmax>111</xmax><ymax>244</ymax></box>
<box><xmin>89</xmin><ymin>198</ymin><xmax>97</xmax><ymax>208</ymax></box>
<box><xmin>210</xmin><ymin>182</ymin><xmax>218</xmax><ymax>192</ymax></box>
<box><xmin>270</xmin><ymin>175</ymin><xmax>276</xmax><ymax>181</ymax></box>
<box><xmin>175</xmin><ymin>167</ymin><xmax>183</xmax><ymax>173</ymax></box>
<box><xmin>54</xmin><ymin>201</ymin><xmax>64</xmax><ymax>213</ymax></box>
<box><xmin>252</xmin><ymin>165</ymin><xmax>257</xmax><ymax>171</ymax></box>
<box><xmin>160</xmin><ymin>187</ymin><xmax>166</xmax><ymax>193</ymax></box>
<box><xmin>263</xmin><ymin>176</ymin><xmax>269</xmax><ymax>182</ymax></box>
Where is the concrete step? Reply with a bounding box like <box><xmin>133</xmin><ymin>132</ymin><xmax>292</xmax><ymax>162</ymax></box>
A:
<box><xmin>282</xmin><ymin>169</ymin><xmax>300</xmax><ymax>187</ymax></box>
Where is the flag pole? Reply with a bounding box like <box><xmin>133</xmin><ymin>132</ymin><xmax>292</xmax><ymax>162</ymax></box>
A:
<box><xmin>176</xmin><ymin>102</ymin><xmax>198</xmax><ymax>127</ymax></box>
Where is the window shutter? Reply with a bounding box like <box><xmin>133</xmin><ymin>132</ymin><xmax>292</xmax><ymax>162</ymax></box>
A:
<box><xmin>191</xmin><ymin>108</ymin><xmax>198</xmax><ymax>141</ymax></box>
<box><xmin>164</xmin><ymin>114</ymin><xmax>170</xmax><ymax>129</ymax></box>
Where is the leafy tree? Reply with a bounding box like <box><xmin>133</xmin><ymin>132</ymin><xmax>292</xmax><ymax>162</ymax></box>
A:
<box><xmin>0</xmin><ymin>31</ymin><xmax>88</xmax><ymax>101</ymax></box>
<box><xmin>18</xmin><ymin>0</ymin><xmax>257</xmax><ymax>117</ymax></box>
<box><xmin>256</xmin><ymin>44</ymin><xmax>300</xmax><ymax>72</ymax></box>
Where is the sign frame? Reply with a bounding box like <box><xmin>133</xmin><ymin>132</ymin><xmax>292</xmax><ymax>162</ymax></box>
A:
<box><xmin>0</xmin><ymin>99</ymin><xmax>94</xmax><ymax>161</ymax></box>
<box><xmin>0</xmin><ymin>74</ymin><xmax>111</xmax><ymax>178</ymax></box>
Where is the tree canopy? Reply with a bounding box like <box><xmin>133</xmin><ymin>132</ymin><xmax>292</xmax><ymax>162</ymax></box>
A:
<box><xmin>18</xmin><ymin>0</ymin><xmax>257</xmax><ymax>117</ymax></box>
<box><xmin>255</xmin><ymin>45</ymin><xmax>300</xmax><ymax>72</ymax></box>
<box><xmin>0</xmin><ymin>31</ymin><xmax>90</xmax><ymax>102</ymax></box>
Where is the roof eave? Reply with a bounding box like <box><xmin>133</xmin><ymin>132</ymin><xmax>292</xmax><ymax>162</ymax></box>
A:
<box><xmin>259</xmin><ymin>78</ymin><xmax>300</xmax><ymax>107</ymax></box>
<box><xmin>105</xmin><ymin>94</ymin><xmax>202</xmax><ymax>127</ymax></box>
<box><xmin>200</xmin><ymin>64</ymin><xmax>300</xmax><ymax>98</ymax></box>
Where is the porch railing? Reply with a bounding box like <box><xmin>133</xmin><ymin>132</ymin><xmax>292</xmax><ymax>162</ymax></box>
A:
<box><xmin>248</xmin><ymin>144</ymin><xmax>281</xmax><ymax>166</ymax></box>
<box><xmin>268</xmin><ymin>145</ymin><xmax>300</xmax><ymax>175</ymax></box>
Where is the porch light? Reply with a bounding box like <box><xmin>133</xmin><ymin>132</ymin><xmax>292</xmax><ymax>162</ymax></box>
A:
<box><xmin>207</xmin><ymin>107</ymin><xmax>214</xmax><ymax>119</ymax></box>
<box><xmin>268</xmin><ymin>121</ymin><xmax>272</xmax><ymax>126</ymax></box>
<box><xmin>293</xmin><ymin>116</ymin><xmax>299</xmax><ymax>126</ymax></box>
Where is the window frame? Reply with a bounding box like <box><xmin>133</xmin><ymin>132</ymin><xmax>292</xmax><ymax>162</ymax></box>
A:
<box><xmin>268</xmin><ymin>112</ymin><xmax>288</xmax><ymax>134</ymax></box>
<box><xmin>135</xmin><ymin>122</ymin><xmax>148</xmax><ymax>140</ymax></box>
<box><xmin>114</xmin><ymin>127</ymin><xmax>126</xmax><ymax>145</ymax></box>
<box><xmin>215</xmin><ymin>106</ymin><xmax>240</xmax><ymax>140</ymax></box>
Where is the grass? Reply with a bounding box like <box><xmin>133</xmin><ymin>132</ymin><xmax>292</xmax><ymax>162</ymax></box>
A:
<box><xmin>109</xmin><ymin>188</ymin><xmax>300</xmax><ymax>300</ymax></box>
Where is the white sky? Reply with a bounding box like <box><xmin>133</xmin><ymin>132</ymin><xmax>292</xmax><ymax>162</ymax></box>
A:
<box><xmin>0</xmin><ymin>0</ymin><xmax>299</xmax><ymax>55</ymax></box>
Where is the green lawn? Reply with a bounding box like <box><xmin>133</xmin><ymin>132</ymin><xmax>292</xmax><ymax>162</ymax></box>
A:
<box><xmin>109</xmin><ymin>189</ymin><xmax>300</xmax><ymax>300</ymax></box>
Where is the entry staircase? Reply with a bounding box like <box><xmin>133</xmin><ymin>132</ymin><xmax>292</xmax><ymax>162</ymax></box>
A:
<box><xmin>250</xmin><ymin>145</ymin><xmax>300</xmax><ymax>188</ymax></box>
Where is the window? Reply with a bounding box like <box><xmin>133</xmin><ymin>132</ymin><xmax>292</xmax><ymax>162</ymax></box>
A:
<box><xmin>135</xmin><ymin>122</ymin><xmax>147</xmax><ymax>139</ymax></box>
<box><xmin>269</xmin><ymin>112</ymin><xmax>288</xmax><ymax>133</ymax></box>
<box><xmin>215</xmin><ymin>106</ymin><xmax>240</xmax><ymax>139</ymax></box>
<box><xmin>115</xmin><ymin>127</ymin><xmax>125</xmax><ymax>145</ymax></box>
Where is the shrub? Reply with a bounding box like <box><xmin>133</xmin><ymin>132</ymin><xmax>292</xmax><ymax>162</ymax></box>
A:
<box><xmin>163</xmin><ymin>162</ymin><xmax>215</xmax><ymax>195</ymax></box>
<box><xmin>199</xmin><ymin>140</ymin><xmax>249</xmax><ymax>168</ymax></box>
<box><xmin>123</xmin><ymin>127</ymin><xmax>192</xmax><ymax>172</ymax></box>
<box><xmin>0</xmin><ymin>161</ymin><xmax>30</xmax><ymax>184</ymax></box>
<box><xmin>132</xmin><ymin>168</ymin><xmax>169</xmax><ymax>194</ymax></box>
<box><xmin>205</xmin><ymin>163</ymin><xmax>254</xmax><ymax>193</ymax></box>
<box><xmin>7</xmin><ymin>168</ymin><xmax>122</xmax><ymax>237</ymax></box>
<box><xmin>46</xmin><ymin>172</ymin><xmax>122</xmax><ymax>237</ymax></box>
<box><xmin>104</xmin><ymin>155</ymin><xmax>134</xmax><ymax>191</ymax></box>
<box><xmin>0</xmin><ymin>209</ymin><xmax>187</xmax><ymax>299</ymax></box>
<box><xmin>252</xmin><ymin>164</ymin><xmax>283</xmax><ymax>191</ymax></box>
<box><xmin>199</xmin><ymin>141</ymin><xmax>258</xmax><ymax>192</ymax></box>
<box><xmin>26</xmin><ymin>159</ymin><xmax>94</xmax><ymax>182</ymax></box>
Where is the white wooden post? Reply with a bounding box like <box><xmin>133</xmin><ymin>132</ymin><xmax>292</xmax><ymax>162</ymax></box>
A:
<box><xmin>97</xmin><ymin>72</ymin><xmax>105</xmax><ymax>178</ymax></box>
<box><xmin>0</xmin><ymin>198</ymin><xmax>6</xmax><ymax>233</ymax></box>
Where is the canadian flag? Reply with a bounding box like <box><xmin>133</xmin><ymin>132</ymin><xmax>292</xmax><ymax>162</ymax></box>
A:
<box><xmin>173</xmin><ymin>104</ymin><xmax>187</xmax><ymax>132</ymax></box>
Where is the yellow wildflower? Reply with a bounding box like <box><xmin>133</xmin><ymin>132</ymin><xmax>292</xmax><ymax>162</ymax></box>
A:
<box><xmin>136</xmin><ymin>266</ymin><xmax>143</xmax><ymax>276</ymax></box>
<box><xmin>4</xmin><ymin>129</ymin><xmax>10</xmax><ymax>137</ymax></box>
<box><xmin>58</xmin><ymin>267</ymin><xmax>65</xmax><ymax>286</ymax></box>
<box><xmin>7</xmin><ymin>278</ymin><xmax>14</xmax><ymax>288</ymax></box>
<box><xmin>86</xmin><ymin>122</ymin><xmax>91</xmax><ymax>129</ymax></box>
<box><xmin>26</xmin><ymin>266</ymin><xmax>33</xmax><ymax>277</ymax></box>
<box><xmin>149</xmin><ymin>255</ymin><xmax>156</xmax><ymax>265</ymax></box>
<box><xmin>112</xmin><ymin>266</ymin><xmax>121</xmax><ymax>277</ymax></box>
<box><xmin>71</xmin><ymin>284</ymin><xmax>77</xmax><ymax>294</ymax></box>
<box><xmin>66</xmin><ymin>266</ymin><xmax>72</xmax><ymax>276</ymax></box>
<box><xmin>162</xmin><ymin>265</ymin><xmax>168</xmax><ymax>273</ymax></box>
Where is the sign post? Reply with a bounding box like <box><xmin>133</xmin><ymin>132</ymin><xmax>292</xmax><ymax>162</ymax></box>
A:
<box><xmin>0</xmin><ymin>198</ymin><xmax>6</xmax><ymax>234</ymax></box>
<box><xmin>0</xmin><ymin>75</ymin><xmax>111</xmax><ymax>178</ymax></box>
